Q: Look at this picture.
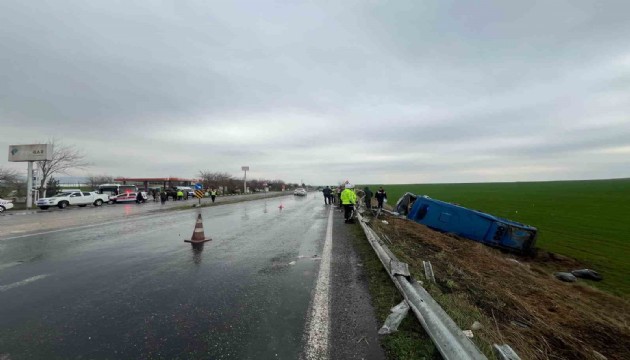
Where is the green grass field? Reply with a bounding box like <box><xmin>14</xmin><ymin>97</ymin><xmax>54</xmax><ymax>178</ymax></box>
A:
<box><xmin>364</xmin><ymin>179</ymin><xmax>630</xmax><ymax>297</ymax></box>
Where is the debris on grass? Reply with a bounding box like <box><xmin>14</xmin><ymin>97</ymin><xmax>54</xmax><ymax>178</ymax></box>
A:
<box><xmin>572</xmin><ymin>269</ymin><xmax>603</xmax><ymax>281</ymax></box>
<box><xmin>378</xmin><ymin>301</ymin><xmax>410</xmax><ymax>335</ymax></box>
<box><xmin>371</xmin><ymin>216</ymin><xmax>630</xmax><ymax>360</ymax></box>
<box><xmin>554</xmin><ymin>272</ymin><xmax>577</xmax><ymax>282</ymax></box>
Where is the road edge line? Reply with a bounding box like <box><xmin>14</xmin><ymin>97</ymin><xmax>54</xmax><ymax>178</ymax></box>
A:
<box><xmin>303</xmin><ymin>206</ymin><xmax>333</xmax><ymax>359</ymax></box>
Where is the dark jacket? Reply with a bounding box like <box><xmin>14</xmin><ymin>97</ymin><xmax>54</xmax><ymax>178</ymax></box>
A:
<box><xmin>363</xmin><ymin>187</ymin><xmax>373</xmax><ymax>199</ymax></box>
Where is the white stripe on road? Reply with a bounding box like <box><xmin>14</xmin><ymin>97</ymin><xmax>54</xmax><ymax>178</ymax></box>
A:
<box><xmin>304</xmin><ymin>206</ymin><xmax>333</xmax><ymax>359</ymax></box>
<box><xmin>0</xmin><ymin>274</ymin><xmax>50</xmax><ymax>292</ymax></box>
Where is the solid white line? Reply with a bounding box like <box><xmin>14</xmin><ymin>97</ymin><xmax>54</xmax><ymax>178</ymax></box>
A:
<box><xmin>0</xmin><ymin>274</ymin><xmax>50</xmax><ymax>292</ymax></box>
<box><xmin>304</xmin><ymin>206</ymin><xmax>333</xmax><ymax>360</ymax></box>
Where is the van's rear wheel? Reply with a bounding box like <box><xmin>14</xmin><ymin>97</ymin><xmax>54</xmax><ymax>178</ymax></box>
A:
<box><xmin>58</xmin><ymin>201</ymin><xmax>68</xmax><ymax>209</ymax></box>
<box><xmin>94</xmin><ymin>199</ymin><xmax>103</xmax><ymax>206</ymax></box>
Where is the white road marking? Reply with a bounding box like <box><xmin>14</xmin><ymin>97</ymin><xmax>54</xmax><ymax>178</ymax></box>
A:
<box><xmin>0</xmin><ymin>274</ymin><xmax>50</xmax><ymax>292</ymax></box>
<box><xmin>304</xmin><ymin>206</ymin><xmax>333</xmax><ymax>359</ymax></box>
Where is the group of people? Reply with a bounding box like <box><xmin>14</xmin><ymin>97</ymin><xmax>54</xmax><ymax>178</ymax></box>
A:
<box><xmin>322</xmin><ymin>184</ymin><xmax>387</xmax><ymax>223</ymax></box>
<box><xmin>142</xmin><ymin>188</ymin><xmax>220</xmax><ymax>205</ymax></box>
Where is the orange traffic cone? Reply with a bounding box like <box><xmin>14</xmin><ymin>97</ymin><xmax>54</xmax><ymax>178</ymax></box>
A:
<box><xmin>185</xmin><ymin>213</ymin><xmax>212</xmax><ymax>245</ymax></box>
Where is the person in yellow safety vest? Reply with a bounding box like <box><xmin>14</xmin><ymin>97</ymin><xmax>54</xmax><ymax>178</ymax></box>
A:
<box><xmin>210</xmin><ymin>188</ymin><xmax>217</xmax><ymax>203</ymax></box>
<box><xmin>177</xmin><ymin>190</ymin><xmax>184</xmax><ymax>201</ymax></box>
<box><xmin>340</xmin><ymin>183</ymin><xmax>357</xmax><ymax>223</ymax></box>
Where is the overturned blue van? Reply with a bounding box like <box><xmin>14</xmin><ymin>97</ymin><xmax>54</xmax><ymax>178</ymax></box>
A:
<box><xmin>396</xmin><ymin>194</ymin><xmax>537</xmax><ymax>254</ymax></box>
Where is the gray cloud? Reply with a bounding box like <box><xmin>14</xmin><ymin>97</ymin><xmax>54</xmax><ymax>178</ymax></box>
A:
<box><xmin>1</xmin><ymin>0</ymin><xmax>629</xmax><ymax>185</ymax></box>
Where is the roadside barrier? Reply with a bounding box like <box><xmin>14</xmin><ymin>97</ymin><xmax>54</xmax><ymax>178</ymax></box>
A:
<box><xmin>359</xmin><ymin>207</ymin><xmax>522</xmax><ymax>360</ymax></box>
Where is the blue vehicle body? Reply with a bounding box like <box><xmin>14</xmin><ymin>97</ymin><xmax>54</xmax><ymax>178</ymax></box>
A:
<box><xmin>404</xmin><ymin>195</ymin><xmax>537</xmax><ymax>254</ymax></box>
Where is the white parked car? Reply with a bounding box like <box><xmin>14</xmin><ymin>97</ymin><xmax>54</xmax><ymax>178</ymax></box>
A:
<box><xmin>0</xmin><ymin>198</ymin><xmax>14</xmax><ymax>213</ymax></box>
<box><xmin>36</xmin><ymin>191</ymin><xmax>110</xmax><ymax>210</ymax></box>
<box><xmin>293</xmin><ymin>188</ymin><xmax>307</xmax><ymax>196</ymax></box>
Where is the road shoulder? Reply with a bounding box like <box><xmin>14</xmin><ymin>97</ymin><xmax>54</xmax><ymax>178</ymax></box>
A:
<box><xmin>329</xmin><ymin>204</ymin><xmax>385</xmax><ymax>359</ymax></box>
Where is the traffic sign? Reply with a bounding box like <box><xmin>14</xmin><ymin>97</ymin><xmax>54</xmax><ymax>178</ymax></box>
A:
<box><xmin>194</xmin><ymin>190</ymin><xmax>205</xmax><ymax>199</ymax></box>
<box><xmin>195</xmin><ymin>183</ymin><xmax>202</xmax><ymax>190</ymax></box>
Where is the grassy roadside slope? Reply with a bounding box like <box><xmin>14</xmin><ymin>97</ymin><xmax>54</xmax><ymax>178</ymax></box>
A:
<box><xmin>364</xmin><ymin>178</ymin><xmax>630</xmax><ymax>296</ymax></box>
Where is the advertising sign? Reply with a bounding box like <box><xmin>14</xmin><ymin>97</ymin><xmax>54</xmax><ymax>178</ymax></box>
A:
<box><xmin>8</xmin><ymin>144</ymin><xmax>53</xmax><ymax>162</ymax></box>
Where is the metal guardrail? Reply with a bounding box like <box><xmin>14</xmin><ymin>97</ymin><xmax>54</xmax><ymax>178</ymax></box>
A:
<box><xmin>356</xmin><ymin>211</ymin><xmax>489</xmax><ymax>360</ymax></box>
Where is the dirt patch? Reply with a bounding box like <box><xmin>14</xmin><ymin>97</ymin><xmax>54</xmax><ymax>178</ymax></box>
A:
<box><xmin>372</xmin><ymin>216</ymin><xmax>630</xmax><ymax>360</ymax></box>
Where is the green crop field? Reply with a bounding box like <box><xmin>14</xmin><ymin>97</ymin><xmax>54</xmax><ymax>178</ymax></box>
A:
<box><xmin>363</xmin><ymin>179</ymin><xmax>630</xmax><ymax>297</ymax></box>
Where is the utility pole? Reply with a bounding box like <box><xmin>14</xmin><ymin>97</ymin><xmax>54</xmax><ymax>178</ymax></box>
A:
<box><xmin>26</xmin><ymin>161</ymin><xmax>33</xmax><ymax>209</ymax></box>
<box><xmin>241</xmin><ymin>166</ymin><xmax>249</xmax><ymax>194</ymax></box>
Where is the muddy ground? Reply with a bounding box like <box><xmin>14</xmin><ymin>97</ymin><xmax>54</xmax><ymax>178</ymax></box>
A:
<box><xmin>370</xmin><ymin>215</ymin><xmax>630</xmax><ymax>360</ymax></box>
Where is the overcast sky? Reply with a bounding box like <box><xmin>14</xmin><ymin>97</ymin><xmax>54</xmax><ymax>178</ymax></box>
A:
<box><xmin>1</xmin><ymin>0</ymin><xmax>629</xmax><ymax>185</ymax></box>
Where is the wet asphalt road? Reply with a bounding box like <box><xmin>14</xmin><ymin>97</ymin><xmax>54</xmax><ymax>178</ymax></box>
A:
<box><xmin>0</xmin><ymin>194</ymin><xmax>331</xmax><ymax>359</ymax></box>
<box><xmin>0</xmin><ymin>192</ymin><xmax>286</xmax><ymax>239</ymax></box>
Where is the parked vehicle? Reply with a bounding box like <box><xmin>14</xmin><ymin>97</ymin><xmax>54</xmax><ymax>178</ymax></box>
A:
<box><xmin>97</xmin><ymin>184</ymin><xmax>147</xmax><ymax>203</ymax></box>
<box><xmin>293</xmin><ymin>188</ymin><xmax>307</xmax><ymax>196</ymax></box>
<box><xmin>0</xmin><ymin>198</ymin><xmax>14</xmax><ymax>213</ymax></box>
<box><xmin>36</xmin><ymin>191</ymin><xmax>110</xmax><ymax>210</ymax></box>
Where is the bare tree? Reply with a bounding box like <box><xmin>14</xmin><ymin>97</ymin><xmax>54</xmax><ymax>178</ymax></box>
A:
<box><xmin>37</xmin><ymin>140</ymin><xmax>90</xmax><ymax>197</ymax></box>
<box><xmin>0</xmin><ymin>167</ymin><xmax>19</xmax><ymax>184</ymax></box>
<box><xmin>268</xmin><ymin>179</ymin><xmax>285</xmax><ymax>191</ymax></box>
<box><xmin>198</xmin><ymin>171</ymin><xmax>234</xmax><ymax>191</ymax></box>
<box><xmin>0</xmin><ymin>167</ymin><xmax>20</xmax><ymax>197</ymax></box>
<box><xmin>87</xmin><ymin>174</ymin><xmax>114</xmax><ymax>189</ymax></box>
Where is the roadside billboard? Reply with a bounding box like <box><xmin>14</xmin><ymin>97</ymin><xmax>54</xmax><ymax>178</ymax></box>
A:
<box><xmin>8</xmin><ymin>144</ymin><xmax>53</xmax><ymax>162</ymax></box>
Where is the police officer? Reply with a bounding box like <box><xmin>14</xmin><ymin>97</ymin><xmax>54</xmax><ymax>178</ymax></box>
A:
<box><xmin>375</xmin><ymin>187</ymin><xmax>387</xmax><ymax>209</ymax></box>
<box><xmin>341</xmin><ymin>183</ymin><xmax>357</xmax><ymax>223</ymax></box>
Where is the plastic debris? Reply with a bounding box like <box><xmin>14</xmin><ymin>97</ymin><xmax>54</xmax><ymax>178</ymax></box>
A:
<box><xmin>288</xmin><ymin>261</ymin><xmax>296</xmax><ymax>265</ymax></box>
<box><xmin>554</xmin><ymin>272</ymin><xmax>577</xmax><ymax>282</ymax></box>
<box><xmin>378</xmin><ymin>301</ymin><xmax>409</xmax><ymax>335</ymax></box>
<box><xmin>471</xmin><ymin>321</ymin><xmax>483</xmax><ymax>330</ymax></box>
<box><xmin>571</xmin><ymin>269</ymin><xmax>603</xmax><ymax>281</ymax></box>
<box><xmin>423</xmin><ymin>261</ymin><xmax>436</xmax><ymax>283</ymax></box>
<box><xmin>463</xmin><ymin>330</ymin><xmax>474</xmax><ymax>338</ymax></box>
<box><xmin>381</xmin><ymin>220</ymin><xmax>389</xmax><ymax>225</ymax></box>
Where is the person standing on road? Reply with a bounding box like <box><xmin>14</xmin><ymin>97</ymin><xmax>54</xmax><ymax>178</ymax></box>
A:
<box><xmin>336</xmin><ymin>186</ymin><xmax>343</xmax><ymax>208</ymax></box>
<box><xmin>341</xmin><ymin>183</ymin><xmax>357</xmax><ymax>223</ymax></box>
<box><xmin>160</xmin><ymin>190</ymin><xmax>167</xmax><ymax>205</ymax></box>
<box><xmin>135</xmin><ymin>191</ymin><xmax>144</xmax><ymax>204</ymax></box>
<box><xmin>375</xmin><ymin>187</ymin><xmax>387</xmax><ymax>209</ymax></box>
<box><xmin>363</xmin><ymin>186</ymin><xmax>373</xmax><ymax>209</ymax></box>
<box><xmin>177</xmin><ymin>190</ymin><xmax>183</xmax><ymax>201</ymax></box>
<box><xmin>210</xmin><ymin>188</ymin><xmax>217</xmax><ymax>203</ymax></box>
<box><xmin>322</xmin><ymin>186</ymin><xmax>332</xmax><ymax>205</ymax></box>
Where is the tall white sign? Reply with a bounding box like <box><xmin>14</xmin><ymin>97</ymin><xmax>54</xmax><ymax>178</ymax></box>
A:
<box><xmin>8</xmin><ymin>144</ymin><xmax>53</xmax><ymax>162</ymax></box>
